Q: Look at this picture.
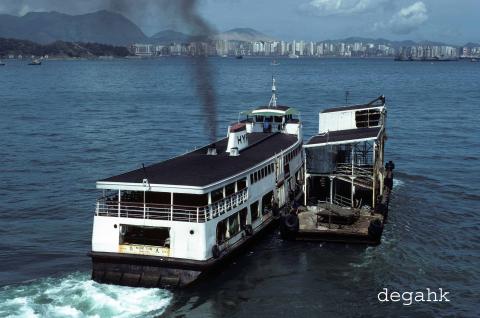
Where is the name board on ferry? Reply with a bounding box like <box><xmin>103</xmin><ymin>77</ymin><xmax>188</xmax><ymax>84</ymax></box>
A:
<box><xmin>119</xmin><ymin>244</ymin><xmax>170</xmax><ymax>257</ymax></box>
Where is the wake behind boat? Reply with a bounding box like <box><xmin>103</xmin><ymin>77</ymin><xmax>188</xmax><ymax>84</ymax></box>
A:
<box><xmin>90</xmin><ymin>78</ymin><xmax>304</xmax><ymax>287</ymax></box>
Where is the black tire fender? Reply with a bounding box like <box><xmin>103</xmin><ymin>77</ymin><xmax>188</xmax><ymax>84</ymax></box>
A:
<box><xmin>284</xmin><ymin>214</ymin><xmax>299</xmax><ymax>233</ymax></box>
<box><xmin>245</xmin><ymin>224</ymin><xmax>253</xmax><ymax>236</ymax></box>
<box><xmin>212</xmin><ymin>244</ymin><xmax>220</xmax><ymax>259</ymax></box>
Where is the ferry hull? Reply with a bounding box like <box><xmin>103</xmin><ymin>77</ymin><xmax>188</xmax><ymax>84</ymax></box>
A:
<box><xmin>90</xmin><ymin>216</ymin><xmax>279</xmax><ymax>288</ymax></box>
<box><xmin>91</xmin><ymin>253</ymin><xmax>204</xmax><ymax>287</ymax></box>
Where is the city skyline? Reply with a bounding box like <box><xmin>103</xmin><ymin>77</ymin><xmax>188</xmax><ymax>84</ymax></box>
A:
<box><xmin>0</xmin><ymin>0</ymin><xmax>479</xmax><ymax>45</ymax></box>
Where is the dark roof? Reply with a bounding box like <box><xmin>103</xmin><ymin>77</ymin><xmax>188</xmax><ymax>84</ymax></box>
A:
<box><xmin>305</xmin><ymin>127</ymin><xmax>382</xmax><ymax>146</ymax></box>
<box><xmin>321</xmin><ymin>96</ymin><xmax>385</xmax><ymax>113</ymax></box>
<box><xmin>100</xmin><ymin>132</ymin><xmax>297</xmax><ymax>187</ymax></box>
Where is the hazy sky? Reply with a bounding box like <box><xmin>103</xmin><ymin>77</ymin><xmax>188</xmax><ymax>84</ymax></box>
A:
<box><xmin>0</xmin><ymin>0</ymin><xmax>478</xmax><ymax>44</ymax></box>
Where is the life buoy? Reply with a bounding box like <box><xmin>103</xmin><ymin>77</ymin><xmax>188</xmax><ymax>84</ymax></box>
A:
<box><xmin>245</xmin><ymin>224</ymin><xmax>253</xmax><ymax>236</ymax></box>
<box><xmin>212</xmin><ymin>244</ymin><xmax>220</xmax><ymax>259</ymax></box>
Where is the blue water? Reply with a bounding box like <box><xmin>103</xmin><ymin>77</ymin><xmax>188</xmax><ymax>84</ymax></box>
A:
<box><xmin>0</xmin><ymin>58</ymin><xmax>479</xmax><ymax>317</ymax></box>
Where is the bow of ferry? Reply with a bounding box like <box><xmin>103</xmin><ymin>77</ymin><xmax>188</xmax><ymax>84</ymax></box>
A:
<box><xmin>89</xmin><ymin>80</ymin><xmax>304</xmax><ymax>287</ymax></box>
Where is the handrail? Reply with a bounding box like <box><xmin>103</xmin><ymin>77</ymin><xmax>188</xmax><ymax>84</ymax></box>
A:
<box><xmin>336</xmin><ymin>163</ymin><xmax>373</xmax><ymax>179</ymax></box>
<box><xmin>95</xmin><ymin>188</ymin><xmax>249</xmax><ymax>223</ymax></box>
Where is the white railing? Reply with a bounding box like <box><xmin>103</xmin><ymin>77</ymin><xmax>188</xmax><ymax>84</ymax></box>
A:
<box><xmin>95</xmin><ymin>188</ymin><xmax>249</xmax><ymax>223</ymax></box>
<box><xmin>336</xmin><ymin>163</ymin><xmax>373</xmax><ymax>179</ymax></box>
<box><xmin>333</xmin><ymin>193</ymin><xmax>352</xmax><ymax>207</ymax></box>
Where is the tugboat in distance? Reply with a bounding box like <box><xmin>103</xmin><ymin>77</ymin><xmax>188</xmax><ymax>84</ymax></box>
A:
<box><xmin>0</xmin><ymin>60</ymin><xmax>5</xmax><ymax>66</ymax></box>
<box><xmin>28</xmin><ymin>58</ymin><xmax>42</xmax><ymax>65</ymax></box>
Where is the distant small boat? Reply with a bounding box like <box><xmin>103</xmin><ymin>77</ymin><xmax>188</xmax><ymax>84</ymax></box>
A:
<box><xmin>0</xmin><ymin>60</ymin><xmax>5</xmax><ymax>66</ymax></box>
<box><xmin>29</xmin><ymin>59</ymin><xmax>42</xmax><ymax>66</ymax></box>
<box><xmin>288</xmin><ymin>53</ymin><xmax>299</xmax><ymax>59</ymax></box>
<box><xmin>236</xmin><ymin>55</ymin><xmax>243</xmax><ymax>59</ymax></box>
<box><xmin>471</xmin><ymin>58</ymin><xmax>478</xmax><ymax>62</ymax></box>
<box><xmin>270</xmin><ymin>59</ymin><xmax>280</xmax><ymax>66</ymax></box>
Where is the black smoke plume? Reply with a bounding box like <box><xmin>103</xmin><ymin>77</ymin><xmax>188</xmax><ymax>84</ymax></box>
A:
<box><xmin>106</xmin><ymin>0</ymin><xmax>218</xmax><ymax>142</ymax></box>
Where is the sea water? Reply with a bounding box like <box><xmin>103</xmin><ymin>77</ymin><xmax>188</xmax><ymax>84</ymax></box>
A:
<box><xmin>0</xmin><ymin>58</ymin><xmax>478</xmax><ymax>317</ymax></box>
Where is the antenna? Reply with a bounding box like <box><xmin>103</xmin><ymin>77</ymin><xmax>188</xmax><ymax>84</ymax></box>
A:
<box><xmin>345</xmin><ymin>90</ymin><xmax>350</xmax><ymax>105</ymax></box>
<box><xmin>269</xmin><ymin>76</ymin><xmax>277</xmax><ymax>108</ymax></box>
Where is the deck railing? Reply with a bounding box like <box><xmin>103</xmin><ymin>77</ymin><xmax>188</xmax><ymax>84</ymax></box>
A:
<box><xmin>336</xmin><ymin>163</ymin><xmax>373</xmax><ymax>179</ymax></box>
<box><xmin>95</xmin><ymin>188</ymin><xmax>249</xmax><ymax>223</ymax></box>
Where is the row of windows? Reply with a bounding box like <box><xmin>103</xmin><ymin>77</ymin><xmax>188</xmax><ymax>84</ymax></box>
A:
<box><xmin>216</xmin><ymin>208</ymin><xmax>248</xmax><ymax>244</ymax></box>
<box><xmin>250</xmin><ymin>163</ymin><xmax>275</xmax><ymax>184</ymax></box>
<box><xmin>211</xmin><ymin>178</ymin><xmax>247</xmax><ymax>203</ymax></box>
<box><xmin>284</xmin><ymin>145</ymin><xmax>302</xmax><ymax>164</ymax></box>
<box><xmin>216</xmin><ymin>191</ymin><xmax>275</xmax><ymax>244</ymax></box>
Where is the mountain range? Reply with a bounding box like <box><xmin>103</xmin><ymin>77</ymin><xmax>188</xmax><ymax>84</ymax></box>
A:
<box><xmin>0</xmin><ymin>11</ymin><xmax>274</xmax><ymax>46</ymax></box>
<box><xmin>0</xmin><ymin>10</ymin><xmax>474</xmax><ymax>48</ymax></box>
<box><xmin>0</xmin><ymin>10</ymin><xmax>148</xmax><ymax>46</ymax></box>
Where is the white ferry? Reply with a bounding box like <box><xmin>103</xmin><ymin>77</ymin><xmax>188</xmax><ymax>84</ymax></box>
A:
<box><xmin>90</xmin><ymin>79</ymin><xmax>304</xmax><ymax>287</ymax></box>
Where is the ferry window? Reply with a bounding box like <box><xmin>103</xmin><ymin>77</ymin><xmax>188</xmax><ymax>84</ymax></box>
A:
<box><xmin>228</xmin><ymin>213</ymin><xmax>240</xmax><ymax>237</ymax></box>
<box><xmin>274</xmin><ymin>116</ymin><xmax>283</xmax><ymax>123</ymax></box>
<box><xmin>250</xmin><ymin>174</ymin><xmax>254</xmax><ymax>184</ymax></box>
<box><xmin>267</xmin><ymin>165</ymin><xmax>271</xmax><ymax>174</ymax></box>
<box><xmin>216</xmin><ymin>220</ymin><xmax>227</xmax><ymax>244</ymax></box>
<box><xmin>260</xmin><ymin>169</ymin><xmax>265</xmax><ymax>179</ymax></box>
<box><xmin>356</xmin><ymin>109</ymin><xmax>381</xmax><ymax>128</ymax></box>
<box><xmin>122</xmin><ymin>191</ymin><xmax>143</xmax><ymax>203</ymax></box>
<box><xmin>173</xmin><ymin>193</ymin><xmax>208</xmax><ymax>207</ymax></box>
<box><xmin>262</xmin><ymin>191</ymin><xmax>274</xmax><ymax>215</ymax></box>
<box><xmin>120</xmin><ymin>225</ymin><xmax>170</xmax><ymax>247</ymax></box>
<box><xmin>271</xmin><ymin>163</ymin><xmax>275</xmax><ymax>173</ymax></box>
<box><xmin>250</xmin><ymin>201</ymin><xmax>259</xmax><ymax>222</ymax></box>
<box><xmin>255</xmin><ymin>115</ymin><xmax>264</xmax><ymax>122</ymax></box>
<box><xmin>211</xmin><ymin>188</ymin><xmax>224</xmax><ymax>203</ymax></box>
<box><xmin>237</xmin><ymin>178</ymin><xmax>247</xmax><ymax>191</ymax></box>
<box><xmin>145</xmin><ymin>192</ymin><xmax>171</xmax><ymax>205</ymax></box>
<box><xmin>239</xmin><ymin>208</ymin><xmax>248</xmax><ymax>228</ymax></box>
<box><xmin>225</xmin><ymin>182</ymin><xmax>236</xmax><ymax>196</ymax></box>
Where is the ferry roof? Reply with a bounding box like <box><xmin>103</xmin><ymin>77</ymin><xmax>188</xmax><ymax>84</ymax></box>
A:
<box><xmin>321</xmin><ymin>96</ymin><xmax>385</xmax><ymax>114</ymax></box>
<box><xmin>304</xmin><ymin>127</ymin><xmax>382</xmax><ymax>148</ymax></box>
<box><xmin>98</xmin><ymin>132</ymin><xmax>298</xmax><ymax>188</ymax></box>
<box><xmin>241</xmin><ymin>105</ymin><xmax>300</xmax><ymax>117</ymax></box>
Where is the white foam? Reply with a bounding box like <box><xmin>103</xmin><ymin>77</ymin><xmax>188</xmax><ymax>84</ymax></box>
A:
<box><xmin>0</xmin><ymin>272</ymin><xmax>172</xmax><ymax>318</ymax></box>
<box><xmin>393</xmin><ymin>178</ymin><xmax>404</xmax><ymax>189</ymax></box>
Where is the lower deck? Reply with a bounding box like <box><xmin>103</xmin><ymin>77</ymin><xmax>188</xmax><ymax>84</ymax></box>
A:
<box><xmin>295</xmin><ymin>205</ymin><xmax>385</xmax><ymax>244</ymax></box>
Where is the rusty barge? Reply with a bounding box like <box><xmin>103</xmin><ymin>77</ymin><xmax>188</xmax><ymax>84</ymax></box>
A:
<box><xmin>280</xmin><ymin>96</ymin><xmax>394</xmax><ymax>245</ymax></box>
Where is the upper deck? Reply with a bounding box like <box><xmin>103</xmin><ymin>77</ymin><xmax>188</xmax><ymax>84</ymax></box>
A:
<box><xmin>98</xmin><ymin>132</ymin><xmax>298</xmax><ymax>190</ymax></box>
<box><xmin>318</xmin><ymin>96</ymin><xmax>385</xmax><ymax>134</ymax></box>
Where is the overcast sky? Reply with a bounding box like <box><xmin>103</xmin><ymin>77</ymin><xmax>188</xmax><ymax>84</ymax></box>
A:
<box><xmin>0</xmin><ymin>0</ymin><xmax>478</xmax><ymax>44</ymax></box>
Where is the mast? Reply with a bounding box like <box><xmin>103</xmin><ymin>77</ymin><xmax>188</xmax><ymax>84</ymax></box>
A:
<box><xmin>269</xmin><ymin>77</ymin><xmax>277</xmax><ymax>108</ymax></box>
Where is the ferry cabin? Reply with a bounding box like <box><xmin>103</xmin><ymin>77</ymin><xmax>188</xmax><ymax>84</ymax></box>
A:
<box><xmin>90</xmin><ymin>105</ymin><xmax>303</xmax><ymax>287</ymax></box>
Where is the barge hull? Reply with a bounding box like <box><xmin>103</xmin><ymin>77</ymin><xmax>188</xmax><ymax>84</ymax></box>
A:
<box><xmin>294</xmin><ymin>229</ymin><xmax>382</xmax><ymax>245</ymax></box>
